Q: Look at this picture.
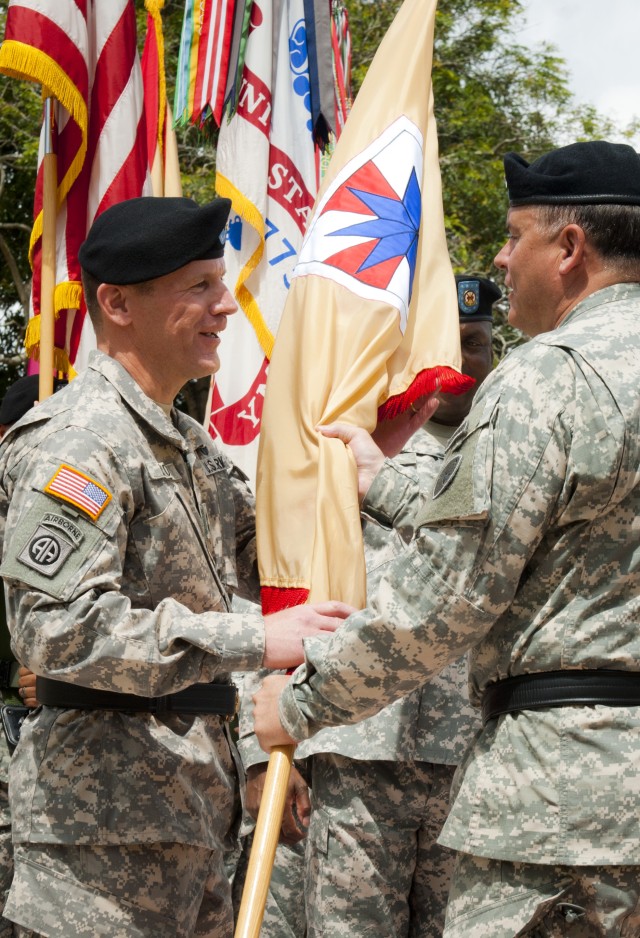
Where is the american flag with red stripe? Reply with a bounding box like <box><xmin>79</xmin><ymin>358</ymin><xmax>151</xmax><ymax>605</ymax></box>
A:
<box><xmin>0</xmin><ymin>0</ymin><xmax>151</xmax><ymax>374</ymax></box>
<box><xmin>141</xmin><ymin>1</ymin><xmax>183</xmax><ymax>199</ymax></box>
<box><xmin>45</xmin><ymin>465</ymin><xmax>111</xmax><ymax>521</ymax></box>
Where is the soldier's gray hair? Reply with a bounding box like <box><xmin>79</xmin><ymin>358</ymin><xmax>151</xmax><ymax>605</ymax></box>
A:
<box><xmin>534</xmin><ymin>203</ymin><xmax>640</xmax><ymax>278</ymax></box>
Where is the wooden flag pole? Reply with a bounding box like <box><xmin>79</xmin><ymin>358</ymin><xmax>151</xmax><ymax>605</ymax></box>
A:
<box><xmin>234</xmin><ymin>744</ymin><xmax>295</xmax><ymax>938</ymax></box>
<box><xmin>163</xmin><ymin>102</ymin><xmax>183</xmax><ymax>197</ymax></box>
<box><xmin>38</xmin><ymin>92</ymin><xmax>57</xmax><ymax>403</ymax></box>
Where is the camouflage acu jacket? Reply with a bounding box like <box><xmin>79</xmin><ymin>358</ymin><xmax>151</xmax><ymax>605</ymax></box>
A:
<box><xmin>278</xmin><ymin>283</ymin><xmax>640</xmax><ymax>865</ymax></box>
<box><xmin>238</xmin><ymin>423</ymin><xmax>479</xmax><ymax>769</ymax></box>
<box><xmin>0</xmin><ymin>350</ymin><xmax>264</xmax><ymax>847</ymax></box>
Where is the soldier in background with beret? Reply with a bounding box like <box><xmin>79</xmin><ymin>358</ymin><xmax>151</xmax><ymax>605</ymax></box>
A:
<box><xmin>0</xmin><ymin>196</ymin><xmax>352</xmax><ymax>937</ymax></box>
<box><xmin>254</xmin><ymin>140</ymin><xmax>640</xmax><ymax>936</ymax></box>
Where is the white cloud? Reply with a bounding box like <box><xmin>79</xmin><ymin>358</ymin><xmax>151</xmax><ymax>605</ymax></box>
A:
<box><xmin>518</xmin><ymin>0</ymin><xmax>640</xmax><ymax>139</ymax></box>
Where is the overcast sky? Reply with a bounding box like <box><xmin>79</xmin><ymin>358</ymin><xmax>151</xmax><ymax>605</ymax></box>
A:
<box><xmin>517</xmin><ymin>0</ymin><xmax>640</xmax><ymax>142</ymax></box>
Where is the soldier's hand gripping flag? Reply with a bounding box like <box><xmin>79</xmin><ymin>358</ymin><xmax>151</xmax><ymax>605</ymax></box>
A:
<box><xmin>256</xmin><ymin>0</ymin><xmax>473</xmax><ymax>612</ymax></box>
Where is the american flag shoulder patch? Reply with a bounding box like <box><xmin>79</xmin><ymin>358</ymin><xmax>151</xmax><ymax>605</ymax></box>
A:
<box><xmin>44</xmin><ymin>465</ymin><xmax>112</xmax><ymax>521</ymax></box>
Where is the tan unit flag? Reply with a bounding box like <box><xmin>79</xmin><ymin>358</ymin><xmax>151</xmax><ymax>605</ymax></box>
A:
<box><xmin>257</xmin><ymin>0</ymin><xmax>472</xmax><ymax>612</ymax></box>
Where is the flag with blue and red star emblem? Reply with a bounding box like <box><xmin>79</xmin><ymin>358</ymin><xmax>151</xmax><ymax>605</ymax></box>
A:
<box><xmin>295</xmin><ymin>116</ymin><xmax>422</xmax><ymax>331</ymax></box>
<box><xmin>257</xmin><ymin>0</ymin><xmax>474</xmax><ymax>613</ymax></box>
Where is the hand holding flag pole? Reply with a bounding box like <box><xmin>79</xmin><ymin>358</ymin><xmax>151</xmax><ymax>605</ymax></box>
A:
<box><xmin>233</xmin><ymin>744</ymin><xmax>295</xmax><ymax>938</ymax></box>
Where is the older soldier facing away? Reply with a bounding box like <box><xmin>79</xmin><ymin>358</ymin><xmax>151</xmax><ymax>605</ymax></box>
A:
<box><xmin>254</xmin><ymin>141</ymin><xmax>640</xmax><ymax>937</ymax></box>
<box><xmin>235</xmin><ymin>276</ymin><xmax>499</xmax><ymax>938</ymax></box>
<box><xmin>0</xmin><ymin>197</ymin><xmax>351</xmax><ymax>938</ymax></box>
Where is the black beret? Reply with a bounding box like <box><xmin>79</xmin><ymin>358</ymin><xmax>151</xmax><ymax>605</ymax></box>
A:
<box><xmin>78</xmin><ymin>196</ymin><xmax>232</xmax><ymax>284</ymax></box>
<box><xmin>455</xmin><ymin>275</ymin><xmax>501</xmax><ymax>323</ymax></box>
<box><xmin>504</xmin><ymin>141</ymin><xmax>640</xmax><ymax>207</ymax></box>
<box><xmin>0</xmin><ymin>375</ymin><xmax>67</xmax><ymax>425</ymax></box>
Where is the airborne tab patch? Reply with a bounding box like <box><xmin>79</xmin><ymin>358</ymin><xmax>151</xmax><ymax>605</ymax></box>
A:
<box><xmin>44</xmin><ymin>464</ymin><xmax>112</xmax><ymax>521</ymax></box>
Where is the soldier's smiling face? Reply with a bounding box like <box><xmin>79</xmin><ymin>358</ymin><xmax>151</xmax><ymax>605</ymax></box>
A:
<box><xmin>126</xmin><ymin>258</ymin><xmax>238</xmax><ymax>399</ymax></box>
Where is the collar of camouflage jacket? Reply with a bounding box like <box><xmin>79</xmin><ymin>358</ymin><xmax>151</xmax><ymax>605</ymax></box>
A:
<box><xmin>87</xmin><ymin>350</ymin><xmax>188</xmax><ymax>449</ymax></box>
<box><xmin>560</xmin><ymin>282</ymin><xmax>640</xmax><ymax>329</ymax></box>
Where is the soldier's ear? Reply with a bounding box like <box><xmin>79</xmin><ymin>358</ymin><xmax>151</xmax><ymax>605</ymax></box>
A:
<box><xmin>557</xmin><ymin>223</ymin><xmax>586</xmax><ymax>275</ymax></box>
<box><xmin>96</xmin><ymin>283</ymin><xmax>133</xmax><ymax>327</ymax></box>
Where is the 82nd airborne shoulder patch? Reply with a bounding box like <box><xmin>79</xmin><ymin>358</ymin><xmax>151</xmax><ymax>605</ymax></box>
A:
<box><xmin>18</xmin><ymin>524</ymin><xmax>74</xmax><ymax>577</ymax></box>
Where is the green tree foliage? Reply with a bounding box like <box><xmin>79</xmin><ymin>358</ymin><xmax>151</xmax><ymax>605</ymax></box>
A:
<box><xmin>0</xmin><ymin>5</ymin><xmax>42</xmax><ymax>388</ymax></box>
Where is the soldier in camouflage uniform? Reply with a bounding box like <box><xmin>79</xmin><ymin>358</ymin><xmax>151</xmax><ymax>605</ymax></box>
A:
<box><xmin>0</xmin><ymin>196</ymin><xmax>349</xmax><ymax>938</ymax></box>
<box><xmin>236</xmin><ymin>278</ymin><xmax>498</xmax><ymax>938</ymax></box>
<box><xmin>0</xmin><ymin>375</ymin><xmax>68</xmax><ymax>938</ymax></box>
<box><xmin>254</xmin><ymin>141</ymin><xmax>640</xmax><ymax>937</ymax></box>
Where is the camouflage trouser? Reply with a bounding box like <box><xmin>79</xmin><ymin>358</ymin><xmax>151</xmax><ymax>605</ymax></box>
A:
<box><xmin>443</xmin><ymin>852</ymin><xmax>640</xmax><ymax>937</ymax></box>
<box><xmin>4</xmin><ymin>841</ymin><xmax>235</xmax><ymax>937</ymax></box>
<box><xmin>231</xmin><ymin>834</ymin><xmax>306</xmax><ymax>937</ymax></box>
<box><xmin>306</xmin><ymin>754</ymin><xmax>457</xmax><ymax>938</ymax></box>
<box><xmin>0</xmin><ymin>735</ymin><xmax>13</xmax><ymax>938</ymax></box>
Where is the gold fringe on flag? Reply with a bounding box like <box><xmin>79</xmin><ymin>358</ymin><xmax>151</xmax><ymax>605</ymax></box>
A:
<box><xmin>54</xmin><ymin>281</ymin><xmax>83</xmax><ymax>311</ymax></box>
<box><xmin>144</xmin><ymin>0</ymin><xmax>166</xmax><ymax>152</ymax></box>
<box><xmin>0</xmin><ymin>42</ymin><xmax>88</xmax><ymax>263</ymax></box>
<box><xmin>24</xmin><ymin>316</ymin><xmax>72</xmax><ymax>376</ymax></box>
<box><xmin>24</xmin><ymin>279</ymin><xmax>83</xmax><ymax>377</ymax></box>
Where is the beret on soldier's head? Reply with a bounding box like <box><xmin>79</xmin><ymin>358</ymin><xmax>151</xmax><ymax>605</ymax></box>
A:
<box><xmin>78</xmin><ymin>196</ymin><xmax>232</xmax><ymax>284</ymax></box>
<box><xmin>455</xmin><ymin>275</ymin><xmax>501</xmax><ymax>323</ymax></box>
<box><xmin>504</xmin><ymin>141</ymin><xmax>640</xmax><ymax>207</ymax></box>
<box><xmin>0</xmin><ymin>375</ymin><xmax>67</xmax><ymax>425</ymax></box>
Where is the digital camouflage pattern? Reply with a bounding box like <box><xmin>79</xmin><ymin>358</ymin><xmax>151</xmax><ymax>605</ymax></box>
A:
<box><xmin>278</xmin><ymin>283</ymin><xmax>640</xmax><ymax>866</ymax></box>
<box><xmin>297</xmin><ymin>423</ymin><xmax>479</xmax><ymax>765</ymax></box>
<box><xmin>306</xmin><ymin>754</ymin><xmax>456</xmax><ymax>938</ymax></box>
<box><xmin>295</xmin><ymin>425</ymin><xmax>476</xmax><ymax>938</ymax></box>
<box><xmin>235</xmin><ymin>424</ymin><xmax>477</xmax><ymax>937</ymax></box>
<box><xmin>0</xmin><ymin>589</ymin><xmax>17</xmax><ymax>938</ymax></box>
<box><xmin>0</xmin><ymin>350</ymin><xmax>264</xmax><ymax>930</ymax></box>
<box><xmin>0</xmin><ymin>734</ymin><xmax>11</xmax><ymax>938</ymax></box>
<box><xmin>231</xmin><ymin>835</ymin><xmax>306</xmax><ymax>938</ymax></box>
<box><xmin>6</xmin><ymin>841</ymin><xmax>235</xmax><ymax>937</ymax></box>
<box><xmin>443</xmin><ymin>853</ymin><xmax>640</xmax><ymax>937</ymax></box>
<box><xmin>238</xmin><ymin>423</ymin><xmax>479</xmax><ymax>769</ymax></box>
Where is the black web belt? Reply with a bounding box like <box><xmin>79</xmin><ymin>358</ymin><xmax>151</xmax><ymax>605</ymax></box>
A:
<box><xmin>0</xmin><ymin>660</ymin><xmax>14</xmax><ymax>691</ymax></box>
<box><xmin>36</xmin><ymin>677</ymin><xmax>238</xmax><ymax>719</ymax></box>
<box><xmin>482</xmin><ymin>669</ymin><xmax>640</xmax><ymax>725</ymax></box>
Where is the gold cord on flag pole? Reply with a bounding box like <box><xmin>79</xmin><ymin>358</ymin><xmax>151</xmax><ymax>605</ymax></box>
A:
<box><xmin>38</xmin><ymin>92</ymin><xmax>57</xmax><ymax>402</ymax></box>
<box><xmin>234</xmin><ymin>744</ymin><xmax>295</xmax><ymax>938</ymax></box>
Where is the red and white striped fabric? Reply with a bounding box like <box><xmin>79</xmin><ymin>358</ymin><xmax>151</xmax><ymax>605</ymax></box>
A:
<box><xmin>0</xmin><ymin>0</ymin><xmax>151</xmax><ymax>375</ymax></box>
<box><xmin>209</xmin><ymin>0</ymin><xmax>322</xmax><ymax>487</ymax></box>
<box><xmin>141</xmin><ymin>0</ymin><xmax>182</xmax><ymax>198</ymax></box>
<box><xmin>194</xmin><ymin>0</ymin><xmax>235</xmax><ymax>126</ymax></box>
<box><xmin>174</xmin><ymin>0</ymin><xmax>236</xmax><ymax>128</ymax></box>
